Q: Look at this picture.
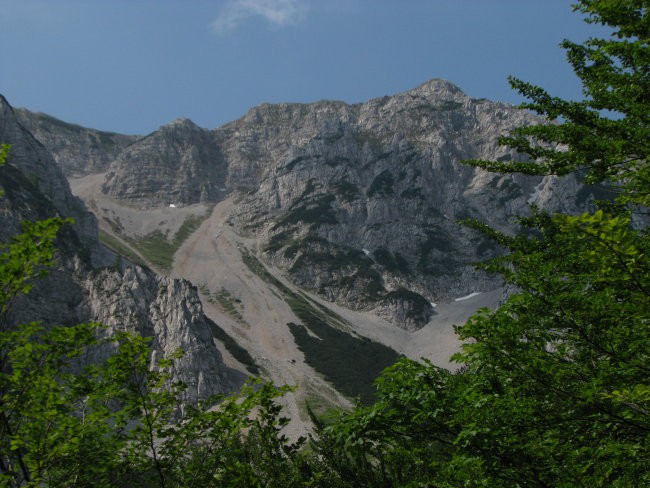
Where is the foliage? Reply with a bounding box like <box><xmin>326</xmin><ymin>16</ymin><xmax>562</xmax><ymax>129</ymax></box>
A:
<box><xmin>0</xmin><ymin>214</ymin><xmax>132</xmax><ymax>487</ymax></box>
<box><xmin>450</xmin><ymin>209</ymin><xmax>650</xmax><ymax>486</ymax></box>
<box><xmin>309</xmin><ymin>2</ymin><xmax>650</xmax><ymax>486</ymax></box>
<box><xmin>0</xmin><ymin>148</ymin><xmax>301</xmax><ymax>486</ymax></box>
<box><xmin>465</xmin><ymin>1</ymin><xmax>649</xmax><ymax>206</ymax></box>
<box><xmin>129</xmin><ymin>214</ymin><xmax>206</xmax><ymax>271</ymax></box>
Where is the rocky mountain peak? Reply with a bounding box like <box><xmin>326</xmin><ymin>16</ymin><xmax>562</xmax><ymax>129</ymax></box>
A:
<box><xmin>14</xmin><ymin>107</ymin><xmax>138</xmax><ymax>177</ymax></box>
<box><xmin>163</xmin><ymin>117</ymin><xmax>201</xmax><ymax>131</ymax></box>
<box><xmin>101</xmin><ymin>114</ymin><xmax>226</xmax><ymax>206</ymax></box>
<box><xmin>403</xmin><ymin>78</ymin><xmax>466</xmax><ymax>101</ymax></box>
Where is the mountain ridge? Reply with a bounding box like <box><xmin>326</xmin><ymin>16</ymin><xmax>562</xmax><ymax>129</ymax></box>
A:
<box><xmin>10</xmin><ymin>79</ymin><xmax>601</xmax><ymax>329</ymax></box>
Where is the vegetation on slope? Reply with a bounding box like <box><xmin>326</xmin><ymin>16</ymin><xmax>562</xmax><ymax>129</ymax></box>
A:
<box><xmin>128</xmin><ymin>213</ymin><xmax>206</xmax><ymax>271</ymax></box>
<box><xmin>98</xmin><ymin>229</ymin><xmax>148</xmax><ymax>267</ymax></box>
<box><xmin>196</xmin><ymin>283</ymin><xmax>258</xmax><ymax>375</ymax></box>
<box><xmin>241</xmin><ymin>250</ymin><xmax>400</xmax><ymax>404</ymax></box>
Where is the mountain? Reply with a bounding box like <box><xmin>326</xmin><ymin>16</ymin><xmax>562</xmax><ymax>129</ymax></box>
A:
<box><xmin>21</xmin><ymin>79</ymin><xmax>600</xmax><ymax>330</ymax></box>
<box><xmin>9</xmin><ymin>80</ymin><xmax>605</xmax><ymax>423</ymax></box>
<box><xmin>0</xmin><ymin>95</ymin><xmax>240</xmax><ymax>404</ymax></box>
<box><xmin>102</xmin><ymin>118</ymin><xmax>227</xmax><ymax>205</ymax></box>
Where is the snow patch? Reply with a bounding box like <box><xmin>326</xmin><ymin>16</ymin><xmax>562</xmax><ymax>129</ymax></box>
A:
<box><xmin>362</xmin><ymin>248</ymin><xmax>370</xmax><ymax>256</ymax></box>
<box><xmin>454</xmin><ymin>292</ymin><xmax>482</xmax><ymax>302</ymax></box>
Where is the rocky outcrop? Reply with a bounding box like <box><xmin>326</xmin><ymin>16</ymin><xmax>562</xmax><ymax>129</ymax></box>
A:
<box><xmin>0</xmin><ymin>95</ymin><xmax>238</xmax><ymax>400</ymax></box>
<box><xmin>14</xmin><ymin>108</ymin><xmax>139</xmax><ymax>177</ymax></box>
<box><xmin>0</xmin><ymin>96</ymin><xmax>102</xmax><ymax>256</ymax></box>
<box><xmin>80</xmin><ymin>265</ymin><xmax>233</xmax><ymax>403</ymax></box>
<box><xmin>102</xmin><ymin>118</ymin><xmax>227</xmax><ymax>206</ymax></box>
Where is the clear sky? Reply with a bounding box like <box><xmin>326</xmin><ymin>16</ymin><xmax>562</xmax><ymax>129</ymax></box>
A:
<box><xmin>1</xmin><ymin>1</ymin><xmax>605</xmax><ymax>135</ymax></box>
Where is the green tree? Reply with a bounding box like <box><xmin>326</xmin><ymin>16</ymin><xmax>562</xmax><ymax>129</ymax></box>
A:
<box><xmin>0</xmin><ymin>145</ymin><xmax>303</xmax><ymax>487</ymax></box>
<box><xmin>468</xmin><ymin>0</ymin><xmax>649</xmax><ymax>207</ymax></box>
<box><xmin>313</xmin><ymin>1</ymin><xmax>649</xmax><ymax>486</ymax></box>
<box><xmin>0</xmin><ymin>146</ymin><xmax>126</xmax><ymax>486</ymax></box>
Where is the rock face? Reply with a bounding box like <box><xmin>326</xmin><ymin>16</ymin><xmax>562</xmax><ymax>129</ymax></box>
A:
<box><xmin>79</xmin><ymin>265</ymin><xmax>233</xmax><ymax>403</ymax></box>
<box><xmin>0</xmin><ymin>96</ymin><xmax>101</xmax><ymax>254</ymax></box>
<box><xmin>16</xmin><ymin>80</ymin><xmax>602</xmax><ymax>329</ymax></box>
<box><xmin>0</xmin><ymin>95</ymin><xmax>237</xmax><ymax>401</ymax></box>
<box><xmin>102</xmin><ymin>118</ymin><xmax>227</xmax><ymax>206</ymax></box>
<box><xmin>14</xmin><ymin>108</ymin><xmax>138</xmax><ymax>177</ymax></box>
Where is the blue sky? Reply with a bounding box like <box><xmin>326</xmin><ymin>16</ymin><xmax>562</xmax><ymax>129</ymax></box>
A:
<box><xmin>1</xmin><ymin>1</ymin><xmax>603</xmax><ymax>135</ymax></box>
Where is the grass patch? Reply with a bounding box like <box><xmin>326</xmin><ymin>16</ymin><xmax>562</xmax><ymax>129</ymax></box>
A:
<box><xmin>367</xmin><ymin>170</ymin><xmax>395</xmax><ymax>198</ymax></box>
<box><xmin>416</xmin><ymin>228</ymin><xmax>456</xmax><ymax>274</ymax></box>
<box><xmin>129</xmin><ymin>213</ymin><xmax>207</xmax><ymax>271</ymax></box>
<box><xmin>353</xmin><ymin>132</ymin><xmax>383</xmax><ymax>152</ymax></box>
<box><xmin>275</xmin><ymin>194</ymin><xmax>337</xmax><ymax>229</ymax></box>
<box><xmin>373</xmin><ymin>247</ymin><xmax>410</xmax><ymax>274</ymax></box>
<box><xmin>241</xmin><ymin>250</ymin><xmax>398</xmax><ymax>404</ymax></box>
<box><xmin>290</xmin><ymin>246</ymin><xmax>373</xmax><ymax>272</ymax></box>
<box><xmin>433</xmin><ymin>100</ymin><xmax>462</xmax><ymax>111</ymax></box>
<box><xmin>284</xmin><ymin>155</ymin><xmax>311</xmax><ymax>172</ymax></box>
<box><xmin>488</xmin><ymin>176</ymin><xmax>524</xmax><ymax>205</ymax></box>
<box><xmin>207</xmin><ymin>319</ymin><xmax>259</xmax><ymax>375</ymax></box>
<box><xmin>303</xmin><ymin>394</ymin><xmax>342</xmax><ymax>428</ymax></box>
<box><xmin>197</xmin><ymin>285</ymin><xmax>256</xmax><ymax>373</ymax></box>
<box><xmin>198</xmin><ymin>284</ymin><xmax>246</xmax><ymax>324</ymax></box>
<box><xmin>99</xmin><ymin>231</ymin><xmax>147</xmax><ymax>267</ymax></box>
<box><xmin>213</xmin><ymin>288</ymin><xmax>245</xmax><ymax>323</ymax></box>
<box><xmin>287</xmin><ymin>319</ymin><xmax>399</xmax><ymax>405</ymax></box>
<box><xmin>286</xmin><ymin>241</ymin><xmax>386</xmax><ymax>302</ymax></box>
<box><xmin>400</xmin><ymin>187</ymin><xmax>424</xmax><ymax>199</ymax></box>
<box><xmin>132</xmin><ymin>231</ymin><xmax>176</xmax><ymax>270</ymax></box>
<box><xmin>333</xmin><ymin>179</ymin><xmax>360</xmax><ymax>203</ymax></box>
<box><xmin>336</xmin><ymin>267</ymin><xmax>384</xmax><ymax>302</ymax></box>
<box><xmin>174</xmin><ymin>214</ymin><xmax>205</xmax><ymax>245</ymax></box>
<box><xmin>263</xmin><ymin>230</ymin><xmax>294</xmax><ymax>253</ymax></box>
<box><xmin>324</xmin><ymin>156</ymin><xmax>351</xmax><ymax>168</ymax></box>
